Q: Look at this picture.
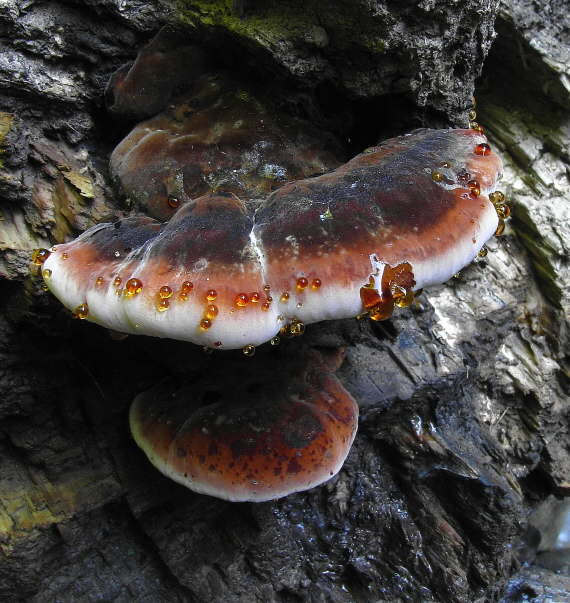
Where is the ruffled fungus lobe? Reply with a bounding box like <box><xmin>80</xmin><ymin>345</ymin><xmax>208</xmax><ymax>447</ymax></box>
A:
<box><xmin>40</xmin><ymin>128</ymin><xmax>503</xmax><ymax>351</ymax></box>
<box><xmin>109</xmin><ymin>71</ymin><xmax>342</xmax><ymax>221</ymax></box>
<box><xmin>129</xmin><ymin>348</ymin><xmax>358</xmax><ymax>502</ymax></box>
<box><xmin>105</xmin><ymin>26</ymin><xmax>214</xmax><ymax>122</ymax></box>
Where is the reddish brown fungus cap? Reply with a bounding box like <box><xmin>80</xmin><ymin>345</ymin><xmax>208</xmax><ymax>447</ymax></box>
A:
<box><xmin>42</xmin><ymin>128</ymin><xmax>502</xmax><ymax>349</ymax></box>
<box><xmin>129</xmin><ymin>348</ymin><xmax>358</xmax><ymax>502</ymax></box>
<box><xmin>109</xmin><ymin>71</ymin><xmax>342</xmax><ymax>221</ymax></box>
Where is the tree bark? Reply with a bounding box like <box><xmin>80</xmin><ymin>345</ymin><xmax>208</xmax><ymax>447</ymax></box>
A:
<box><xmin>0</xmin><ymin>1</ymin><xmax>569</xmax><ymax>602</ymax></box>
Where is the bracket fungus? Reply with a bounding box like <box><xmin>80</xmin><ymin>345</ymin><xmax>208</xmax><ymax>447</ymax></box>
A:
<box><xmin>32</xmin><ymin>31</ymin><xmax>509</xmax><ymax>502</ymax></box>
<box><xmin>37</xmin><ymin>128</ymin><xmax>504</xmax><ymax>353</ymax></box>
<box><xmin>129</xmin><ymin>348</ymin><xmax>358</xmax><ymax>502</ymax></box>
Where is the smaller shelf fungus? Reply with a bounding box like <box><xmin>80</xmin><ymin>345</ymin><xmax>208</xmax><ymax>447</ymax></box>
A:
<box><xmin>129</xmin><ymin>348</ymin><xmax>358</xmax><ymax>502</ymax></box>
<box><xmin>36</xmin><ymin>128</ymin><xmax>505</xmax><ymax>354</ymax></box>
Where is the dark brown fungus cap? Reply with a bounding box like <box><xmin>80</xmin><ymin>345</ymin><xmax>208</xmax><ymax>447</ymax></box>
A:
<box><xmin>109</xmin><ymin>71</ymin><xmax>342</xmax><ymax>221</ymax></box>
<box><xmin>105</xmin><ymin>26</ymin><xmax>214</xmax><ymax>122</ymax></box>
<box><xmin>129</xmin><ymin>348</ymin><xmax>358</xmax><ymax>502</ymax></box>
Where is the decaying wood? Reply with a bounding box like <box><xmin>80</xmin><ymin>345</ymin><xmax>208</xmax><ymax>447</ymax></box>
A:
<box><xmin>1</xmin><ymin>1</ymin><xmax>569</xmax><ymax>601</ymax></box>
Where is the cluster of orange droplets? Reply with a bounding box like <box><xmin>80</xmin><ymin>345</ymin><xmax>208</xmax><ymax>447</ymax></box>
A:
<box><xmin>469</xmin><ymin>99</ymin><xmax>485</xmax><ymax>135</ymax></box>
<box><xmin>490</xmin><ymin>190</ymin><xmax>510</xmax><ymax>236</ymax></box>
<box><xmin>234</xmin><ymin>290</ymin><xmax>262</xmax><ymax>307</ymax></box>
<box><xmin>280</xmin><ymin>317</ymin><xmax>306</xmax><ymax>339</ymax></box>
<box><xmin>200</xmin><ymin>289</ymin><xmax>218</xmax><ymax>330</ymax></box>
<box><xmin>360</xmin><ymin>278</ymin><xmax>416</xmax><ymax>322</ymax></box>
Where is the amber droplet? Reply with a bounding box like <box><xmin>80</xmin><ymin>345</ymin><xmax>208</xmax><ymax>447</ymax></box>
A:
<box><xmin>495</xmin><ymin>203</ymin><xmax>511</xmax><ymax>219</ymax></box>
<box><xmin>157</xmin><ymin>299</ymin><xmax>169</xmax><ymax>312</ymax></box>
<box><xmin>289</xmin><ymin>320</ymin><xmax>305</xmax><ymax>335</ymax></box>
<box><xmin>95</xmin><ymin>276</ymin><xmax>104</xmax><ymax>286</ymax></box>
<box><xmin>478</xmin><ymin>246</ymin><xmax>488</xmax><ymax>257</ymax></box>
<box><xmin>468</xmin><ymin>109</ymin><xmax>477</xmax><ymax>121</ymax></box>
<box><xmin>441</xmin><ymin>161</ymin><xmax>452</xmax><ymax>168</ymax></box>
<box><xmin>270</xmin><ymin>337</ymin><xmax>280</xmax><ymax>346</ymax></box>
<box><xmin>114</xmin><ymin>276</ymin><xmax>122</xmax><ymax>287</ymax></box>
<box><xmin>125</xmin><ymin>278</ymin><xmax>143</xmax><ymax>295</ymax></box>
<box><xmin>431</xmin><ymin>170</ymin><xmax>444</xmax><ymax>182</ymax></box>
<box><xmin>41</xmin><ymin>284</ymin><xmax>49</xmax><ymax>292</ymax></box>
<box><xmin>280</xmin><ymin>292</ymin><xmax>290</xmax><ymax>302</ymax></box>
<box><xmin>470</xmin><ymin>122</ymin><xmax>485</xmax><ymax>134</ymax></box>
<box><xmin>32</xmin><ymin>248</ymin><xmax>51</xmax><ymax>265</ymax></box>
<box><xmin>251</xmin><ymin>292</ymin><xmax>261</xmax><ymax>303</ymax></box>
<box><xmin>205</xmin><ymin>304</ymin><xmax>218</xmax><ymax>319</ymax></box>
<box><xmin>42</xmin><ymin>268</ymin><xmax>52</xmax><ymax>279</ymax></box>
<box><xmin>296</xmin><ymin>277</ymin><xmax>309</xmax><ymax>289</ymax></box>
<box><xmin>168</xmin><ymin>196</ymin><xmax>180</xmax><ymax>208</ymax></box>
<box><xmin>266</xmin><ymin>296</ymin><xmax>273</xmax><ymax>303</ymax></box>
<box><xmin>243</xmin><ymin>344</ymin><xmax>255</xmax><ymax>356</ymax></box>
<box><xmin>468</xmin><ymin>180</ymin><xmax>481</xmax><ymax>197</ymax></box>
<box><xmin>74</xmin><ymin>303</ymin><xmax>89</xmax><ymax>319</ymax></box>
<box><xmin>393</xmin><ymin>286</ymin><xmax>414</xmax><ymax>308</ymax></box>
<box><xmin>206</xmin><ymin>289</ymin><xmax>217</xmax><ymax>301</ymax></box>
<box><xmin>263</xmin><ymin>284</ymin><xmax>271</xmax><ymax>292</ymax></box>
<box><xmin>475</xmin><ymin>143</ymin><xmax>491</xmax><ymax>156</ymax></box>
<box><xmin>489</xmin><ymin>191</ymin><xmax>505</xmax><ymax>204</ymax></box>
<box><xmin>179</xmin><ymin>281</ymin><xmax>193</xmax><ymax>301</ymax></box>
<box><xmin>200</xmin><ymin>318</ymin><xmax>212</xmax><ymax>330</ymax></box>
<box><xmin>311</xmin><ymin>279</ymin><xmax>322</xmax><ymax>290</ymax></box>
<box><xmin>235</xmin><ymin>293</ymin><xmax>249</xmax><ymax>307</ymax></box>
<box><xmin>277</xmin><ymin>314</ymin><xmax>285</xmax><ymax>322</ymax></box>
<box><xmin>360</xmin><ymin>282</ymin><xmax>395</xmax><ymax>321</ymax></box>
<box><xmin>159</xmin><ymin>286</ymin><xmax>173</xmax><ymax>299</ymax></box>
<box><xmin>61</xmin><ymin>253</ymin><xmax>68</xmax><ymax>260</ymax></box>
<box><xmin>261</xmin><ymin>302</ymin><xmax>271</xmax><ymax>311</ymax></box>
<box><xmin>494</xmin><ymin>220</ymin><xmax>505</xmax><ymax>237</ymax></box>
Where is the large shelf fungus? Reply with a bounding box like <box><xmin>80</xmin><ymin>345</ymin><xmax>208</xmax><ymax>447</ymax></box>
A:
<box><xmin>37</xmin><ymin>128</ymin><xmax>503</xmax><ymax>352</ymax></box>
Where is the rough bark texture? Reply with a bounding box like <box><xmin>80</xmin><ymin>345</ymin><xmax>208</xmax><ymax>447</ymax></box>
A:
<box><xmin>0</xmin><ymin>1</ymin><xmax>569</xmax><ymax>602</ymax></box>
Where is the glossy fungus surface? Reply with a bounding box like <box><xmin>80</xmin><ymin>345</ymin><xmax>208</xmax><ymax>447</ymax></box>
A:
<box><xmin>40</xmin><ymin>128</ymin><xmax>503</xmax><ymax>352</ymax></box>
<box><xmin>109</xmin><ymin>71</ymin><xmax>342</xmax><ymax>221</ymax></box>
<box><xmin>129</xmin><ymin>348</ymin><xmax>358</xmax><ymax>502</ymax></box>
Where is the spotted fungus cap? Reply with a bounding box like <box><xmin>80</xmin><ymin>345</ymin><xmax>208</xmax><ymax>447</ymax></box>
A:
<box><xmin>129</xmin><ymin>348</ymin><xmax>358</xmax><ymax>502</ymax></box>
<box><xmin>38</xmin><ymin>128</ymin><xmax>503</xmax><ymax>353</ymax></box>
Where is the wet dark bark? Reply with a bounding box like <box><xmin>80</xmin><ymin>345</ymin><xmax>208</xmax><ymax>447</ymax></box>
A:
<box><xmin>1</xmin><ymin>1</ymin><xmax>569</xmax><ymax>602</ymax></box>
